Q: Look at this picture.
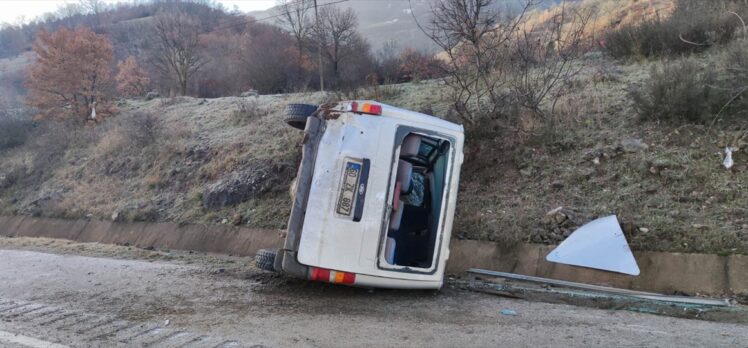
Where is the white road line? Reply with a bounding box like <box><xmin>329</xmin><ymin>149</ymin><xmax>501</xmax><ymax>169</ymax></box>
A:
<box><xmin>0</xmin><ymin>330</ymin><xmax>70</xmax><ymax>348</ymax></box>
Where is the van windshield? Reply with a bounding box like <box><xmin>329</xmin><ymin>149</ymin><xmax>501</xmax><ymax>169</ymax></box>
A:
<box><xmin>384</xmin><ymin>132</ymin><xmax>450</xmax><ymax>270</ymax></box>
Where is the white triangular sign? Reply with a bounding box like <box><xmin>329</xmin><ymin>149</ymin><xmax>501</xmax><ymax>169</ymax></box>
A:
<box><xmin>546</xmin><ymin>215</ymin><xmax>640</xmax><ymax>276</ymax></box>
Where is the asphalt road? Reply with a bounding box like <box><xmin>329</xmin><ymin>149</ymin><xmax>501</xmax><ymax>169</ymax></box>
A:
<box><xmin>0</xmin><ymin>237</ymin><xmax>746</xmax><ymax>348</ymax></box>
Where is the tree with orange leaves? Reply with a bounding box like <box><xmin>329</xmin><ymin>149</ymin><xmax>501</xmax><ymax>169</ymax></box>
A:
<box><xmin>116</xmin><ymin>56</ymin><xmax>150</xmax><ymax>98</ymax></box>
<box><xmin>25</xmin><ymin>26</ymin><xmax>115</xmax><ymax>122</ymax></box>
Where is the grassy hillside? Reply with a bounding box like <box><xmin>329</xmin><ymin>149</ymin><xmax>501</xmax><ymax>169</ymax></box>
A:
<box><xmin>455</xmin><ymin>54</ymin><xmax>748</xmax><ymax>255</ymax></box>
<box><xmin>1</xmin><ymin>51</ymin><xmax>746</xmax><ymax>255</ymax></box>
<box><xmin>0</xmin><ymin>94</ymin><xmax>324</xmax><ymax>228</ymax></box>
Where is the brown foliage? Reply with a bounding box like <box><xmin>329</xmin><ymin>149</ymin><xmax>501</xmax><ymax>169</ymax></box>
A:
<box><xmin>25</xmin><ymin>26</ymin><xmax>115</xmax><ymax>122</ymax></box>
<box><xmin>195</xmin><ymin>22</ymin><xmax>302</xmax><ymax>96</ymax></box>
<box><xmin>398</xmin><ymin>46</ymin><xmax>443</xmax><ymax>82</ymax></box>
<box><xmin>116</xmin><ymin>56</ymin><xmax>151</xmax><ymax>98</ymax></box>
<box><xmin>241</xmin><ymin>27</ymin><xmax>301</xmax><ymax>93</ymax></box>
<box><xmin>196</xmin><ymin>31</ymin><xmax>245</xmax><ymax>97</ymax></box>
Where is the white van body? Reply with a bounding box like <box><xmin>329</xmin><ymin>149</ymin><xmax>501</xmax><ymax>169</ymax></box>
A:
<box><xmin>276</xmin><ymin>101</ymin><xmax>464</xmax><ymax>289</ymax></box>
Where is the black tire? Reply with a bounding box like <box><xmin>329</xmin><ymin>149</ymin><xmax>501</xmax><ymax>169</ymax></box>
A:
<box><xmin>284</xmin><ymin>103</ymin><xmax>318</xmax><ymax>130</ymax></box>
<box><xmin>255</xmin><ymin>249</ymin><xmax>277</xmax><ymax>272</ymax></box>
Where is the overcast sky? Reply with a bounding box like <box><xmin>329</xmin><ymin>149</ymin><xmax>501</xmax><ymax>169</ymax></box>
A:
<box><xmin>0</xmin><ymin>0</ymin><xmax>277</xmax><ymax>25</ymax></box>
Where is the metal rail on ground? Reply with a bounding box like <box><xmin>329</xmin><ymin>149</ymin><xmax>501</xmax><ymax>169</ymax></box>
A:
<box><xmin>467</xmin><ymin>268</ymin><xmax>730</xmax><ymax>307</ymax></box>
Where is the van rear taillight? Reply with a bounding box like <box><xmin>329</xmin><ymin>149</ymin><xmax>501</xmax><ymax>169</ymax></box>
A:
<box><xmin>310</xmin><ymin>267</ymin><xmax>356</xmax><ymax>285</ymax></box>
<box><xmin>348</xmin><ymin>102</ymin><xmax>382</xmax><ymax>116</ymax></box>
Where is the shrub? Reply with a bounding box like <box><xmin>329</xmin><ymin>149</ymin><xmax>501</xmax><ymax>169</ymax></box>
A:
<box><xmin>603</xmin><ymin>0</ymin><xmax>743</xmax><ymax>59</ymax></box>
<box><xmin>119</xmin><ymin>112</ymin><xmax>163</xmax><ymax>146</ymax></box>
<box><xmin>631</xmin><ymin>59</ymin><xmax>727</xmax><ymax>123</ymax></box>
<box><xmin>21</xmin><ymin>121</ymin><xmax>79</xmax><ymax>185</ymax></box>
<box><xmin>719</xmin><ymin>43</ymin><xmax>748</xmax><ymax>119</ymax></box>
<box><xmin>604</xmin><ymin>20</ymin><xmax>667</xmax><ymax>59</ymax></box>
<box><xmin>0</xmin><ymin>117</ymin><xmax>33</xmax><ymax>150</ymax></box>
<box><xmin>398</xmin><ymin>47</ymin><xmax>445</xmax><ymax>82</ymax></box>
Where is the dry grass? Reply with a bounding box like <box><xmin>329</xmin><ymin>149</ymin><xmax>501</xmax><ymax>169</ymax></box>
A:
<box><xmin>455</xmin><ymin>54</ymin><xmax>748</xmax><ymax>254</ymax></box>
<box><xmin>0</xmin><ymin>92</ymin><xmax>332</xmax><ymax>227</ymax></box>
<box><xmin>524</xmin><ymin>0</ymin><xmax>675</xmax><ymax>43</ymax></box>
<box><xmin>229</xmin><ymin>98</ymin><xmax>269</xmax><ymax>126</ymax></box>
<box><xmin>53</xmin><ymin>176</ymin><xmax>126</xmax><ymax>219</ymax></box>
<box><xmin>94</xmin><ymin>129</ymin><xmax>129</xmax><ymax>157</ymax></box>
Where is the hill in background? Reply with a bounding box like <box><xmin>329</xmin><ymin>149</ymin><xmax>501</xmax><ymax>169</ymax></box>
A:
<box><xmin>0</xmin><ymin>0</ymin><xmax>657</xmax><ymax>109</ymax></box>
<box><xmin>251</xmin><ymin>0</ymin><xmax>564</xmax><ymax>51</ymax></box>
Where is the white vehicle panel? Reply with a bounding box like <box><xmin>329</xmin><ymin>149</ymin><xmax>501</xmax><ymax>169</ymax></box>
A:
<box><xmin>298</xmin><ymin>112</ymin><xmax>393</xmax><ymax>274</ymax></box>
<box><xmin>297</xmin><ymin>102</ymin><xmax>464</xmax><ymax>284</ymax></box>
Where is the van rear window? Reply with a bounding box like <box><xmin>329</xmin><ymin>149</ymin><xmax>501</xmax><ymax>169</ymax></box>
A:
<box><xmin>383</xmin><ymin>132</ymin><xmax>450</xmax><ymax>269</ymax></box>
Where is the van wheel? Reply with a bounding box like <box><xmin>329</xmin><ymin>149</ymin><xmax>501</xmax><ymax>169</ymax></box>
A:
<box><xmin>284</xmin><ymin>103</ymin><xmax>318</xmax><ymax>130</ymax></box>
<box><xmin>255</xmin><ymin>249</ymin><xmax>277</xmax><ymax>272</ymax></box>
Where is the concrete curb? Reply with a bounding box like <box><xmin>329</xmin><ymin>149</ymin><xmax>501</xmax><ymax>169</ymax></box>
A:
<box><xmin>446</xmin><ymin>240</ymin><xmax>747</xmax><ymax>295</ymax></box>
<box><xmin>1</xmin><ymin>216</ymin><xmax>745</xmax><ymax>296</ymax></box>
<box><xmin>0</xmin><ymin>216</ymin><xmax>283</xmax><ymax>257</ymax></box>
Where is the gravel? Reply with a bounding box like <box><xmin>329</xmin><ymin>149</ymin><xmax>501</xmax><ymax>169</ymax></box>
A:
<box><xmin>0</xmin><ymin>237</ymin><xmax>746</xmax><ymax>347</ymax></box>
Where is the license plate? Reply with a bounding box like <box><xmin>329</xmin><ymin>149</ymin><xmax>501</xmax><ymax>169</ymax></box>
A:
<box><xmin>336</xmin><ymin>161</ymin><xmax>361</xmax><ymax>216</ymax></box>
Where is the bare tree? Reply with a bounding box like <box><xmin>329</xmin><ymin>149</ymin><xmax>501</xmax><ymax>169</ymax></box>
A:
<box><xmin>151</xmin><ymin>10</ymin><xmax>206</xmax><ymax>96</ymax></box>
<box><xmin>57</xmin><ymin>2</ymin><xmax>84</xmax><ymax>25</ymax></box>
<box><xmin>377</xmin><ymin>39</ymin><xmax>401</xmax><ymax>83</ymax></box>
<box><xmin>276</xmin><ymin>0</ymin><xmax>312</xmax><ymax>64</ymax></box>
<box><xmin>79</xmin><ymin>0</ymin><xmax>105</xmax><ymax>26</ymax></box>
<box><xmin>312</xmin><ymin>6</ymin><xmax>361</xmax><ymax>88</ymax></box>
<box><xmin>507</xmin><ymin>2</ymin><xmax>594</xmax><ymax>120</ymax></box>
<box><xmin>416</xmin><ymin>0</ymin><xmax>536</xmax><ymax>125</ymax></box>
<box><xmin>416</xmin><ymin>0</ymin><xmax>591</xmax><ymax>131</ymax></box>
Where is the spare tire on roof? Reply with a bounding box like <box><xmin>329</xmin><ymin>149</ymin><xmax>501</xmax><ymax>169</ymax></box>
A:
<box><xmin>284</xmin><ymin>103</ymin><xmax>318</xmax><ymax>130</ymax></box>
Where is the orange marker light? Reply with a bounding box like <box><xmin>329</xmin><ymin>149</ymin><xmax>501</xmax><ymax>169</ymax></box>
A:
<box><xmin>361</xmin><ymin>103</ymin><xmax>382</xmax><ymax>115</ymax></box>
<box><xmin>349</xmin><ymin>102</ymin><xmax>382</xmax><ymax>116</ymax></box>
<box><xmin>310</xmin><ymin>267</ymin><xmax>356</xmax><ymax>285</ymax></box>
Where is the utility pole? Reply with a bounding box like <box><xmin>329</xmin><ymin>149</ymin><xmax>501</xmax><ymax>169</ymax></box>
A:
<box><xmin>314</xmin><ymin>0</ymin><xmax>324</xmax><ymax>91</ymax></box>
